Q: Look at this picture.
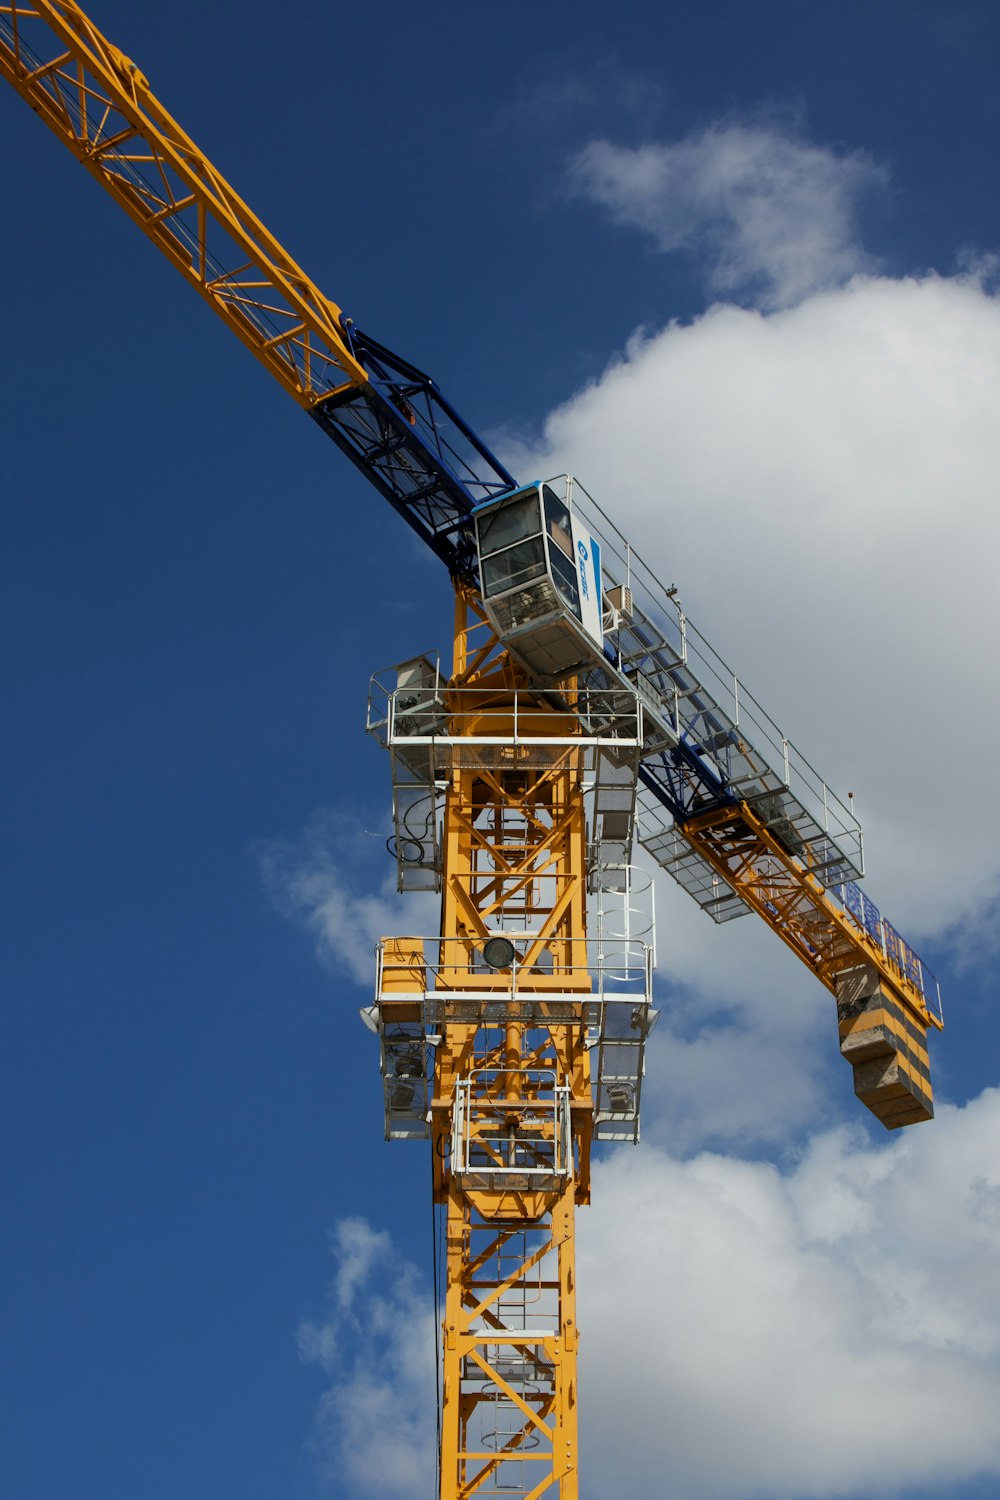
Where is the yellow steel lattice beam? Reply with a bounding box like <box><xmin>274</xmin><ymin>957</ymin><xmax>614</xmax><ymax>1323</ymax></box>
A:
<box><xmin>0</xmin><ymin>1</ymin><xmax>367</xmax><ymax>405</ymax></box>
<box><xmin>677</xmin><ymin>801</ymin><xmax>940</xmax><ymax>1126</ymax></box>
<box><xmin>427</xmin><ymin>594</ymin><xmax>585</xmax><ymax>1497</ymax></box>
<box><xmin>678</xmin><ymin>800</ymin><xmax>940</xmax><ymax>1029</ymax></box>
<box><xmin>440</xmin><ymin>1192</ymin><xmax>579</xmax><ymax>1499</ymax></box>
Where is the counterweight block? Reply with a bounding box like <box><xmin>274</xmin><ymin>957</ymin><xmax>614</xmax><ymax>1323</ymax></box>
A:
<box><xmin>835</xmin><ymin>964</ymin><xmax>933</xmax><ymax>1129</ymax></box>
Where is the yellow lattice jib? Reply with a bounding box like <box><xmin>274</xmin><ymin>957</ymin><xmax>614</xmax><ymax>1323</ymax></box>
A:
<box><xmin>0</xmin><ymin>1</ymin><xmax>366</xmax><ymax>404</ymax></box>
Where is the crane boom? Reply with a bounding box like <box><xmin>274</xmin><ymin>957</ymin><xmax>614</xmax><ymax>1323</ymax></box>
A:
<box><xmin>0</xmin><ymin>1</ymin><xmax>516</xmax><ymax>571</ymax></box>
<box><xmin>1</xmin><ymin>4</ymin><xmax>945</xmax><ymax>1495</ymax></box>
<box><xmin>0</xmin><ymin>2</ymin><xmax>366</xmax><ymax>401</ymax></box>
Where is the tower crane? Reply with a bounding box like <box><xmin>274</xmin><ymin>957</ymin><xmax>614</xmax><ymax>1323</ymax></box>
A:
<box><xmin>0</xmin><ymin>5</ymin><xmax>944</xmax><ymax>1497</ymax></box>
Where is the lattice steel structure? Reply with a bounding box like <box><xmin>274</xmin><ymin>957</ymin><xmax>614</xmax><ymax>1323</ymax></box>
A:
<box><xmin>369</xmin><ymin>590</ymin><xmax>658</xmax><ymax>1497</ymax></box>
<box><xmin>2</xmin><ymin>7</ymin><xmax>945</xmax><ymax>1495</ymax></box>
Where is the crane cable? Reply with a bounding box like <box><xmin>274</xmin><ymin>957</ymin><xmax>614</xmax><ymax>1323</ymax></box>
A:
<box><xmin>430</xmin><ymin>1151</ymin><xmax>443</xmax><ymax>1495</ymax></box>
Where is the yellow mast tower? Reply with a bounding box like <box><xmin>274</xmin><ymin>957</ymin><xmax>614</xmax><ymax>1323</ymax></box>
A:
<box><xmin>368</xmin><ymin>575</ymin><xmax>655</xmax><ymax>1498</ymax></box>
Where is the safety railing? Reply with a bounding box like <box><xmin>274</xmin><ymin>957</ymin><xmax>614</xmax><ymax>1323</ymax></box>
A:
<box><xmin>375</xmin><ymin>935</ymin><xmax>653</xmax><ymax>1013</ymax></box>
<box><xmin>551</xmin><ymin>474</ymin><xmax>864</xmax><ymax>879</ymax></box>
<box><xmin>451</xmin><ymin>1069</ymin><xmax>573</xmax><ymax>1190</ymax></box>
<box><xmin>834</xmin><ymin>881</ymin><xmax>944</xmax><ymax>1024</ymax></box>
<box><xmin>368</xmin><ymin>673</ymin><xmax>643</xmax><ymax>749</ymax></box>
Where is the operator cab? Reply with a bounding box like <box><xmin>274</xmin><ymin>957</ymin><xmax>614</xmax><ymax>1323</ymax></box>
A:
<box><xmin>473</xmin><ymin>481</ymin><xmax>605</xmax><ymax>684</ymax></box>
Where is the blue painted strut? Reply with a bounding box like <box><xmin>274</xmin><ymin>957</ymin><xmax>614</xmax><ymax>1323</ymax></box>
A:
<box><xmin>311</xmin><ymin>325</ymin><xmax>515</xmax><ymax>578</ymax></box>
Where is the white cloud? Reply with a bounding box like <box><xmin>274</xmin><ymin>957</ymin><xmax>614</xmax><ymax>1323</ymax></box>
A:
<box><xmin>569</xmin><ymin>121</ymin><xmax>887</xmax><ymax>309</ymax></box>
<box><xmin>298</xmin><ymin>1217</ymin><xmax>437</xmax><ymax>1499</ymax></box>
<box><xmin>257</xmin><ymin>809</ymin><xmax>436</xmax><ymax>986</ymax></box>
<box><xmin>580</xmin><ymin>1089</ymin><xmax>1000</xmax><ymax>1498</ymax></box>
<box><xmin>329</xmin><ymin>1217</ymin><xmax>392</xmax><ymax>1313</ymax></box>
<box><xmin>644</xmin><ymin>983</ymin><xmax>834</xmax><ymax>1153</ymax></box>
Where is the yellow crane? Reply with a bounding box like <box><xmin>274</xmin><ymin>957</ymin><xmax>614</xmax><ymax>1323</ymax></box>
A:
<box><xmin>0</xmin><ymin>6</ymin><xmax>943</xmax><ymax>1496</ymax></box>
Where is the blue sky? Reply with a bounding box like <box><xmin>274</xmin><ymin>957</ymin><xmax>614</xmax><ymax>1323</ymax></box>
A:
<box><xmin>3</xmin><ymin>3</ymin><xmax>1000</xmax><ymax>1498</ymax></box>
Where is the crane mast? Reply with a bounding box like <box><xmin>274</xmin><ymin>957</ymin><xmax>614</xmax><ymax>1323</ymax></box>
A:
<box><xmin>1</xmin><ymin>6</ymin><xmax>945</xmax><ymax>1497</ymax></box>
<box><xmin>432</xmin><ymin>589</ymin><xmax>592</xmax><ymax>1497</ymax></box>
<box><xmin>369</xmin><ymin>586</ymin><xmax>655</xmax><ymax>1496</ymax></box>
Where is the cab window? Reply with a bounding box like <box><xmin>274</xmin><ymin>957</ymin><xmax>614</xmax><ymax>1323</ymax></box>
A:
<box><xmin>543</xmin><ymin>486</ymin><xmax>573</xmax><ymax>559</ymax></box>
<box><xmin>542</xmin><ymin>486</ymin><xmax>581</xmax><ymax>617</ymax></box>
<box><xmin>481</xmin><ymin>537</ymin><xmax>546</xmax><ymax>597</ymax></box>
<box><xmin>478</xmin><ymin>491</ymin><xmax>542</xmax><ymax>555</ymax></box>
